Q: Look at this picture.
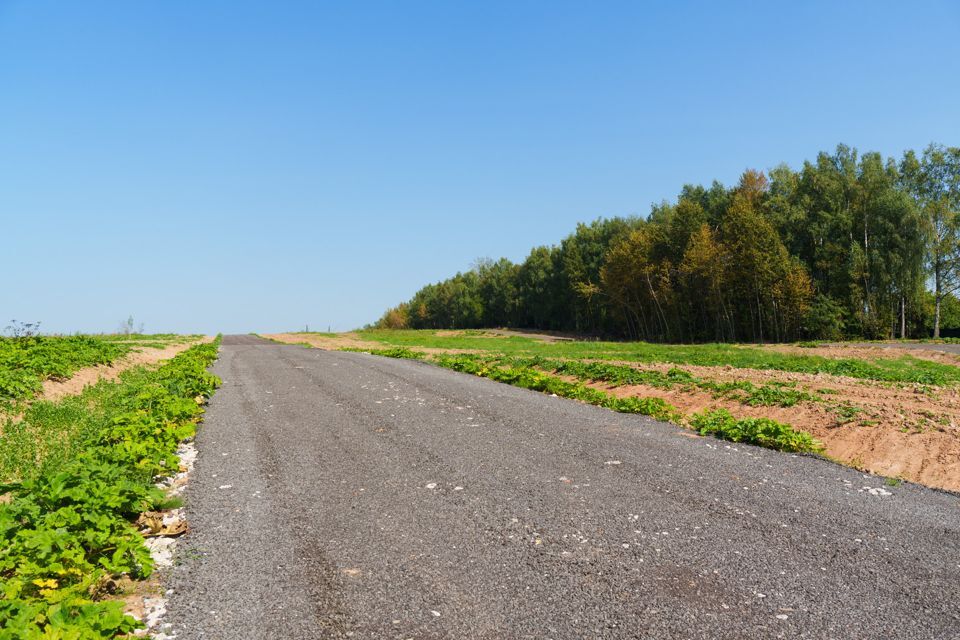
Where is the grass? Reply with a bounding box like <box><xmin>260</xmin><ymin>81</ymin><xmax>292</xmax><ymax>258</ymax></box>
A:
<box><xmin>542</xmin><ymin>358</ymin><xmax>819</xmax><ymax>407</ymax></box>
<box><xmin>0</xmin><ymin>333</ymin><xmax>204</xmax><ymax>410</ymax></box>
<box><xmin>0</xmin><ymin>364</ymin><xmax>187</xmax><ymax>483</ymax></box>
<box><xmin>0</xmin><ymin>339</ymin><xmax>221</xmax><ymax>638</ymax></box>
<box><xmin>0</xmin><ymin>336</ymin><xmax>132</xmax><ymax>406</ymax></box>
<box><xmin>352</xmin><ymin>329</ymin><xmax>960</xmax><ymax>385</ymax></box>
<box><xmin>93</xmin><ymin>333</ymin><xmax>204</xmax><ymax>349</ymax></box>
<box><xmin>431</xmin><ymin>353</ymin><xmax>681</xmax><ymax>422</ymax></box>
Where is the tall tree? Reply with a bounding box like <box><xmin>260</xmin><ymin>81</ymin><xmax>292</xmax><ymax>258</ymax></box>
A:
<box><xmin>902</xmin><ymin>144</ymin><xmax>960</xmax><ymax>338</ymax></box>
<box><xmin>474</xmin><ymin>257</ymin><xmax>520</xmax><ymax>327</ymax></box>
<box><xmin>601</xmin><ymin>225</ymin><xmax>674</xmax><ymax>341</ymax></box>
<box><xmin>678</xmin><ymin>223</ymin><xmax>731</xmax><ymax>341</ymax></box>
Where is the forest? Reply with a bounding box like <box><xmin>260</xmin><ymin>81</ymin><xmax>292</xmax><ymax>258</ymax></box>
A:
<box><xmin>376</xmin><ymin>144</ymin><xmax>960</xmax><ymax>342</ymax></box>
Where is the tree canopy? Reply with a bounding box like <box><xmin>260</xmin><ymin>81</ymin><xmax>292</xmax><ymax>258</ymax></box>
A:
<box><xmin>376</xmin><ymin>143</ymin><xmax>960</xmax><ymax>342</ymax></box>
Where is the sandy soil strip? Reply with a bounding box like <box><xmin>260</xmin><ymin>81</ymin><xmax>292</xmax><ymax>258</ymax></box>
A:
<box><xmin>39</xmin><ymin>338</ymin><xmax>213</xmax><ymax>403</ymax></box>
<box><xmin>758</xmin><ymin>342</ymin><xmax>960</xmax><ymax>365</ymax></box>
<box><xmin>264</xmin><ymin>332</ymin><xmax>382</xmax><ymax>351</ymax></box>
<box><xmin>264</xmin><ymin>332</ymin><xmax>483</xmax><ymax>356</ymax></box>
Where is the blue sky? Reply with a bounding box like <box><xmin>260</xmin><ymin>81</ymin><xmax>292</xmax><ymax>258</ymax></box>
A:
<box><xmin>2</xmin><ymin>1</ymin><xmax>958</xmax><ymax>334</ymax></box>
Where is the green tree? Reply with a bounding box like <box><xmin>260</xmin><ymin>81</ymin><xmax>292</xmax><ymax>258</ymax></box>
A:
<box><xmin>678</xmin><ymin>223</ymin><xmax>731</xmax><ymax>341</ymax></box>
<box><xmin>601</xmin><ymin>225</ymin><xmax>674</xmax><ymax>340</ymax></box>
<box><xmin>902</xmin><ymin>144</ymin><xmax>960</xmax><ymax>338</ymax></box>
<box><xmin>474</xmin><ymin>257</ymin><xmax>520</xmax><ymax>327</ymax></box>
<box><xmin>516</xmin><ymin>246</ymin><xmax>562</xmax><ymax>329</ymax></box>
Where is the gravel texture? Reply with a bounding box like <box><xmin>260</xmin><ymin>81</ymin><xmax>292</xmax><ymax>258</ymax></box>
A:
<box><xmin>165</xmin><ymin>335</ymin><xmax>960</xmax><ymax>639</ymax></box>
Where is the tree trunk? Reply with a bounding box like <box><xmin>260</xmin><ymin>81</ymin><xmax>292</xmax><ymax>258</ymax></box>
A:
<box><xmin>900</xmin><ymin>295</ymin><xmax>906</xmax><ymax>339</ymax></box>
<box><xmin>935</xmin><ymin>265</ymin><xmax>942</xmax><ymax>339</ymax></box>
<box><xmin>935</xmin><ymin>295</ymin><xmax>942</xmax><ymax>339</ymax></box>
<box><xmin>755</xmin><ymin>287</ymin><xmax>764</xmax><ymax>343</ymax></box>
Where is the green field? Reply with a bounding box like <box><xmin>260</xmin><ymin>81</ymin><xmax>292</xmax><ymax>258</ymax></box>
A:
<box><xmin>349</xmin><ymin>329</ymin><xmax>960</xmax><ymax>386</ymax></box>
<box><xmin>0</xmin><ymin>336</ymin><xmax>131</xmax><ymax>405</ymax></box>
<box><xmin>0</xmin><ymin>334</ymin><xmax>203</xmax><ymax>408</ymax></box>
<box><xmin>0</xmin><ymin>339</ymin><xmax>221</xmax><ymax>638</ymax></box>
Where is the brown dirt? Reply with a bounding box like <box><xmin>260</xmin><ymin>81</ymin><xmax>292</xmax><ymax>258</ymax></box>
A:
<box><xmin>591</xmin><ymin>384</ymin><xmax>960</xmax><ymax>491</ymax></box>
<box><xmin>264</xmin><ymin>333</ymin><xmax>486</xmax><ymax>357</ymax></box>
<box><xmin>265</xmin><ymin>332</ymin><xmax>385</xmax><ymax>351</ymax></box>
<box><xmin>481</xmin><ymin>328</ymin><xmax>576</xmax><ymax>342</ymax></box>
<box><xmin>759</xmin><ymin>342</ymin><xmax>960</xmax><ymax>365</ymax></box>
<box><xmin>39</xmin><ymin>338</ymin><xmax>212</xmax><ymax>403</ymax></box>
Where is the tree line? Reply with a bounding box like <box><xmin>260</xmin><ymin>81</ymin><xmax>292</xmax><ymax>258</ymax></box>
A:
<box><xmin>376</xmin><ymin>143</ymin><xmax>960</xmax><ymax>342</ymax></box>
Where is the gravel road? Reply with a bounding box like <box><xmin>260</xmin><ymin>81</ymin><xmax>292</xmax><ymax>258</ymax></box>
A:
<box><xmin>165</xmin><ymin>335</ymin><xmax>960</xmax><ymax>639</ymax></box>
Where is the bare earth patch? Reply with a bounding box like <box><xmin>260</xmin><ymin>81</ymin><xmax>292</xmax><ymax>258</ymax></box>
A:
<box><xmin>592</xmin><ymin>376</ymin><xmax>960</xmax><ymax>492</ymax></box>
<box><xmin>40</xmin><ymin>338</ymin><xmax>213</xmax><ymax>403</ymax></box>
<box><xmin>758</xmin><ymin>342</ymin><xmax>960</xmax><ymax>365</ymax></box>
<box><xmin>264</xmin><ymin>332</ymin><xmax>486</xmax><ymax>357</ymax></box>
<box><xmin>265</xmin><ymin>332</ymin><xmax>384</xmax><ymax>351</ymax></box>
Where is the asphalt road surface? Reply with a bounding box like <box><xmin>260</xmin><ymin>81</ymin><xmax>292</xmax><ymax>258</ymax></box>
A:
<box><xmin>166</xmin><ymin>336</ymin><xmax>960</xmax><ymax>639</ymax></box>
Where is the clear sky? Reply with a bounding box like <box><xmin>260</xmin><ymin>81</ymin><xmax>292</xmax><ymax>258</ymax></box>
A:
<box><xmin>2</xmin><ymin>1</ymin><xmax>958</xmax><ymax>335</ymax></box>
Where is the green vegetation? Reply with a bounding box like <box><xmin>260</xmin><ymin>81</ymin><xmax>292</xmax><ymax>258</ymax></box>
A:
<box><xmin>351</xmin><ymin>329</ymin><xmax>960</xmax><ymax>385</ymax></box>
<box><xmin>545</xmin><ymin>359</ymin><xmax>817</xmax><ymax>407</ymax></box>
<box><xmin>0</xmin><ymin>336</ymin><xmax>131</xmax><ymax>405</ymax></box>
<box><xmin>0</xmin><ymin>339</ymin><xmax>221</xmax><ymax>638</ymax></box>
<box><xmin>341</xmin><ymin>346</ymin><xmax>425</xmax><ymax>360</ymax></box>
<box><xmin>689</xmin><ymin>409</ymin><xmax>824</xmax><ymax>454</ymax></box>
<box><xmin>96</xmin><ymin>333</ymin><xmax>203</xmax><ymax>350</ymax></box>
<box><xmin>374</xmin><ymin>143</ymin><xmax>960</xmax><ymax>342</ymax></box>
<box><xmin>432</xmin><ymin>353</ymin><xmax>680</xmax><ymax>422</ymax></box>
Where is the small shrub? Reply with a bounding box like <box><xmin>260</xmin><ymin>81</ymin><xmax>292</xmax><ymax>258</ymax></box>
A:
<box><xmin>690</xmin><ymin>408</ymin><xmax>824</xmax><ymax>453</ymax></box>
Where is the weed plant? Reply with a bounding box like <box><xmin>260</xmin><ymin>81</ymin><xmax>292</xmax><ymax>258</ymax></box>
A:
<box><xmin>690</xmin><ymin>408</ymin><xmax>824</xmax><ymax>453</ymax></box>
<box><xmin>0</xmin><ymin>339</ymin><xmax>221</xmax><ymax>638</ymax></box>
<box><xmin>0</xmin><ymin>336</ymin><xmax>133</xmax><ymax>404</ymax></box>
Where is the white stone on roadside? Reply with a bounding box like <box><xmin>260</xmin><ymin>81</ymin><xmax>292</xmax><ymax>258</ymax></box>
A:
<box><xmin>425</xmin><ymin>482</ymin><xmax>437</xmax><ymax>489</ymax></box>
<box><xmin>144</xmin><ymin>537</ymin><xmax>177</xmax><ymax>568</ymax></box>
<box><xmin>143</xmin><ymin>597</ymin><xmax>167</xmax><ymax>629</ymax></box>
<box><xmin>431</xmin><ymin>610</ymin><xmax>441</xmax><ymax>617</ymax></box>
